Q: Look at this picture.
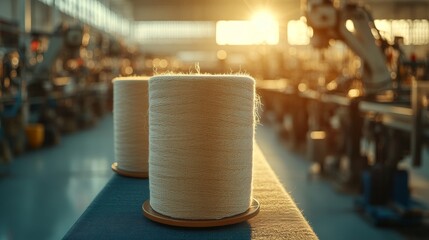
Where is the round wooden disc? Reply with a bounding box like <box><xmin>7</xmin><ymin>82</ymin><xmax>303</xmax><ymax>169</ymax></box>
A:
<box><xmin>142</xmin><ymin>198</ymin><xmax>260</xmax><ymax>228</ymax></box>
<box><xmin>111</xmin><ymin>162</ymin><xmax>148</xmax><ymax>178</ymax></box>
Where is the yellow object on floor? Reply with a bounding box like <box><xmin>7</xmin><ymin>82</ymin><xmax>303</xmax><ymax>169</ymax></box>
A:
<box><xmin>25</xmin><ymin>124</ymin><xmax>45</xmax><ymax>149</ymax></box>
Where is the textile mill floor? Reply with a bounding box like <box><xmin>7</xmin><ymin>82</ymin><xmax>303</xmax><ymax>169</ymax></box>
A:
<box><xmin>0</xmin><ymin>114</ymin><xmax>428</xmax><ymax>240</ymax></box>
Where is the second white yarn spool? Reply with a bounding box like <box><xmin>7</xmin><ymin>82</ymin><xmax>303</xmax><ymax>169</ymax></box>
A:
<box><xmin>113</xmin><ymin>76</ymin><xmax>149</xmax><ymax>175</ymax></box>
<box><xmin>148</xmin><ymin>74</ymin><xmax>256</xmax><ymax>220</ymax></box>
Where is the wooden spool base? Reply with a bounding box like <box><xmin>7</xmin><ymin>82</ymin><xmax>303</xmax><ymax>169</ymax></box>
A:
<box><xmin>142</xmin><ymin>198</ymin><xmax>260</xmax><ymax>228</ymax></box>
<box><xmin>111</xmin><ymin>162</ymin><xmax>148</xmax><ymax>178</ymax></box>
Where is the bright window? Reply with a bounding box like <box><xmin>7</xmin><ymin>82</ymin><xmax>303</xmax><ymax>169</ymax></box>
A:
<box><xmin>135</xmin><ymin>21</ymin><xmax>214</xmax><ymax>43</ymax></box>
<box><xmin>216</xmin><ymin>18</ymin><xmax>279</xmax><ymax>45</ymax></box>
<box><xmin>287</xmin><ymin>19</ymin><xmax>311</xmax><ymax>45</ymax></box>
<box><xmin>374</xmin><ymin>19</ymin><xmax>429</xmax><ymax>45</ymax></box>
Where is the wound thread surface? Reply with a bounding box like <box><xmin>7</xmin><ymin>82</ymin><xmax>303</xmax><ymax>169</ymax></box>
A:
<box><xmin>148</xmin><ymin>74</ymin><xmax>255</xmax><ymax>220</ymax></box>
<box><xmin>113</xmin><ymin>76</ymin><xmax>149</xmax><ymax>173</ymax></box>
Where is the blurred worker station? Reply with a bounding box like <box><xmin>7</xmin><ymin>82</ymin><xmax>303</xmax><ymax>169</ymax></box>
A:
<box><xmin>0</xmin><ymin>0</ymin><xmax>429</xmax><ymax>239</ymax></box>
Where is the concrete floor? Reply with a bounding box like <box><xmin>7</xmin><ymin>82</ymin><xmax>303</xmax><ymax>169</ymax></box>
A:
<box><xmin>0</xmin><ymin>115</ymin><xmax>114</xmax><ymax>240</ymax></box>
<box><xmin>0</xmin><ymin>114</ymin><xmax>428</xmax><ymax>239</ymax></box>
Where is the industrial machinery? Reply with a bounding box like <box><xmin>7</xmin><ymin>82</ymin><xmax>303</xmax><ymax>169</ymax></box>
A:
<box><xmin>302</xmin><ymin>0</ymin><xmax>428</xmax><ymax>225</ymax></box>
<box><xmin>28</xmin><ymin>23</ymin><xmax>84</xmax><ymax>96</ymax></box>
<box><xmin>302</xmin><ymin>0</ymin><xmax>391</xmax><ymax>186</ymax></box>
<box><xmin>0</xmin><ymin>20</ymin><xmax>104</xmax><ymax>163</ymax></box>
<box><xmin>305</xmin><ymin>0</ymin><xmax>392</xmax><ymax>96</ymax></box>
<box><xmin>0</xmin><ymin>5</ymin><xmax>139</xmax><ymax>166</ymax></box>
<box><xmin>26</xmin><ymin>22</ymin><xmax>93</xmax><ymax>143</ymax></box>
<box><xmin>0</xmin><ymin>19</ymin><xmax>25</xmax><ymax>163</ymax></box>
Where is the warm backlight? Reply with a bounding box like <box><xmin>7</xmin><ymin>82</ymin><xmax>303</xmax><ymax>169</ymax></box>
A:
<box><xmin>216</xmin><ymin>10</ymin><xmax>279</xmax><ymax>45</ymax></box>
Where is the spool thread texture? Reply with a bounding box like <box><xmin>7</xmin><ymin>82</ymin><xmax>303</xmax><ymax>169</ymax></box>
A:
<box><xmin>113</xmin><ymin>77</ymin><xmax>149</xmax><ymax>173</ymax></box>
<box><xmin>149</xmin><ymin>75</ymin><xmax>256</xmax><ymax>220</ymax></box>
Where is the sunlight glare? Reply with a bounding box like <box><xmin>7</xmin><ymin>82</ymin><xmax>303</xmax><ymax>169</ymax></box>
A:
<box><xmin>216</xmin><ymin>10</ymin><xmax>279</xmax><ymax>45</ymax></box>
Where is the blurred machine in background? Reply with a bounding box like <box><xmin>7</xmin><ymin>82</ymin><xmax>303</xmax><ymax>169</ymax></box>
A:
<box><xmin>0</xmin><ymin>17</ymin><xmax>134</xmax><ymax>164</ymax></box>
<box><xmin>258</xmin><ymin>0</ymin><xmax>429</xmax><ymax>226</ymax></box>
<box><xmin>0</xmin><ymin>19</ymin><xmax>22</xmax><ymax>163</ymax></box>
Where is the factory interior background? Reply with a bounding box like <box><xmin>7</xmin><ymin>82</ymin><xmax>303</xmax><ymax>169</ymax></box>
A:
<box><xmin>0</xmin><ymin>0</ymin><xmax>429</xmax><ymax>239</ymax></box>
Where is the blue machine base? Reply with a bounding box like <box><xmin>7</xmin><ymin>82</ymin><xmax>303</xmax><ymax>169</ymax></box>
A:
<box><xmin>354</xmin><ymin>197</ymin><xmax>425</xmax><ymax>226</ymax></box>
<box><xmin>355</xmin><ymin>168</ymin><xmax>427</xmax><ymax>226</ymax></box>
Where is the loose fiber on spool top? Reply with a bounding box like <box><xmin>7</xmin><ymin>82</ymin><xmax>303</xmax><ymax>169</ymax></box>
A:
<box><xmin>147</xmin><ymin>74</ymin><xmax>257</xmax><ymax>221</ymax></box>
<box><xmin>112</xmin><ymin>76</ymin><xmax>149</xmax><ymax>177</ymax></box>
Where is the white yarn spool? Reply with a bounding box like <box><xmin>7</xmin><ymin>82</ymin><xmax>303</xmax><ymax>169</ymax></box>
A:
<box><xmin>113</xmin><ymin>76</ymin><xmax>149</xmax><ymax>176</ymax></box>
<box><xmin>148</xmin><ymin>74</ymin><xmax>256</xmax><ymax>220</ymax></box>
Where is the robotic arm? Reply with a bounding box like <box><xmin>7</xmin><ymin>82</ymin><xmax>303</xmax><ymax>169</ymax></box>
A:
<box><xmin>305</xmin><ymin>0</ymin><xmax>391</xmax><ymax>96</ymax></box>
